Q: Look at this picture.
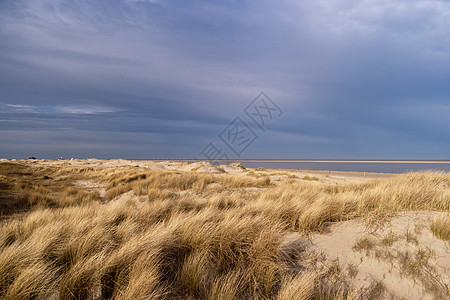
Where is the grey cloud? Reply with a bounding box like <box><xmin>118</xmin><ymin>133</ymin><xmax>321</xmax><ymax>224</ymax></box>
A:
<box><xmin>1</xmin><ymin>0</ymin><xmax>449</xmax><ymax>158</ymax></box>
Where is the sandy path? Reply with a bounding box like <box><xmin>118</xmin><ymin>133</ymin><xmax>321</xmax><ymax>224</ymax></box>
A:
<box><xmin>306</xmin><ymin>211</ymin><xmax>450</xmax><ymax>299</ymax></box>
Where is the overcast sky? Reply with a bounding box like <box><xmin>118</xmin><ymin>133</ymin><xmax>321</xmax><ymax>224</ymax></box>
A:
<box><xmin>1</xmin><ymin>0</ymin><xmax>449</xmax><ymax>159</ymax></box>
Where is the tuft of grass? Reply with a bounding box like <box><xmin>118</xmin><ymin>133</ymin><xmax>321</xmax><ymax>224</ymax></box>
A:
<box><xmin>431</xmin><ymin>213</ymin><xmax>450</xmax><ymax>241</ymax></box>
<box><xmin>380</xmin><ymin>231</ymin><xmax>400</xmax><ymax>247</ymax></box>
<box><xmin>353</xmin><ymin>236</ymin><xmax>377</xmax><ymax>254</ymax></box>
<box><xmin>302</xmin><ymin>175</ymin><xmax>320</xmax><ymax>181</ymax></box>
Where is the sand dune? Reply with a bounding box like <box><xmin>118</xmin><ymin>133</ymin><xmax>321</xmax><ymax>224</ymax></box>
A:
<box><xmin>0</xmin><ymin>159</ymin><xmax>448</xmax><ymax>299</ymax></box>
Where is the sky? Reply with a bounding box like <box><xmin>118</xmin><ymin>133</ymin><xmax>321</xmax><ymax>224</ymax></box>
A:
<box><xmin>1</xmin><ymin>0</ymin><xmax>449</xmax><ymax>159</ymax></box>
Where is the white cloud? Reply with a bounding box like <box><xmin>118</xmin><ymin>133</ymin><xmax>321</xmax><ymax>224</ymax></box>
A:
<box><xmin>54</xmin><ymin>105</ymin><xmax>116</xmax><ymax>114</ymax></box>
<box><xmin>2</xmin><ymin>104</ymin><xmax>116</xmax><ymax>114</ymax></box>
<box><xmin>4</xmin><ymin>104</ymin><xmax>38</xmax><ymax>113</ymax></box>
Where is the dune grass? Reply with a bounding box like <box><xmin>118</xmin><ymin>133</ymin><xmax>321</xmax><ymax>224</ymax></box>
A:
<box><xmin>0</xmin><ymin>162</ymin><xmax>449</xmax><ymax>299</ymax></box>
<box><xmin>431</xmin><ymin>213</ymin><xmax>450</xmax><ymax>241</ymax></box>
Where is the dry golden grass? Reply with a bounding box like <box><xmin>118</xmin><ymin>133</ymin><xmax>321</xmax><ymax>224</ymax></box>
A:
<box><xmin>255</xmin><ymin>171</ymin><xmax>449</xmax><ymax>232</ymax></box>
<box><xmin>302</xmin><ymin>175</ymin><xmax>320</xmax><ymax>181</ymax></box>
<box><xmin>104</xmin><ymin>170</ymin><xmax>270</xmax><ymax>201</ymax></box>
<box><xmin>431</xmin><ymin>213</ymin><xmax>450</xmax><ymax>241</ymax></box>
<box><xmin>0</xmin><ymin>162</ymin><xmax>449</xmax><ymax>299</ymax></box>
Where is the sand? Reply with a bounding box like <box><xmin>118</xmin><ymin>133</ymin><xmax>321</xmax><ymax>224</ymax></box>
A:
<box><xmin>309</xmin><ymin>211</ymin><xmax>449</xmax><ymax>299</ymax></box>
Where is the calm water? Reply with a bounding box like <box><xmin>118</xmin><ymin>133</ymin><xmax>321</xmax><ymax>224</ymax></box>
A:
<box><xmin>239</xmin><ymin>161</ymin><xmax>450</xmax><ymax>173</ymax></box>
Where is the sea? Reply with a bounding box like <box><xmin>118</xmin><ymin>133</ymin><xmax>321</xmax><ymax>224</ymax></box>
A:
<box><xmin>238</xmin><ymin>160</ymin><xmax>450</xmax><ymax>173</ymax></box>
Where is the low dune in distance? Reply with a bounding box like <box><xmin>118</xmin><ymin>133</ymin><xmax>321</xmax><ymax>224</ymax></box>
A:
<box><xmin>0</xmin><ymin>159</ymin><xmax>449</xmax><ymax>299</ymax></box>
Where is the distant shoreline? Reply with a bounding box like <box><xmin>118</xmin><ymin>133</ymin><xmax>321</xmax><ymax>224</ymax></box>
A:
<box><xmin>235</xmin><ymin>160</ymin><xmax>450</xmax><ymax>164</ymax></box>
<box><xmin>145</xmin><ymin>159</ymin><xmax>450</xmax><ymax>164</ymax></box>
